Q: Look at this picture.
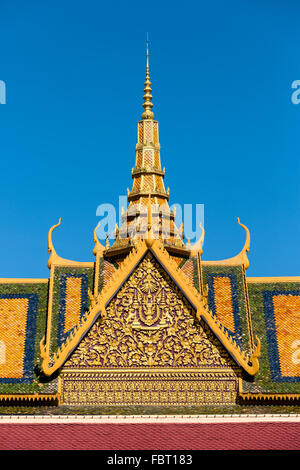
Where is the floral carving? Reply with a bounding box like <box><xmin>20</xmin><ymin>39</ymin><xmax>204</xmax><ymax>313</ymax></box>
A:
<box><xmin>66</xmin><ymin>253</ymin><xmax>234</xmax><ymax>369</ymax></box>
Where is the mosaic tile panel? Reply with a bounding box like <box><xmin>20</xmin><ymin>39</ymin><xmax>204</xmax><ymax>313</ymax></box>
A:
<box><xmin>207</xmin><ymin>273</ymin><xmax>242</xmax><ymax>345</ymax></box>
<box><xmin>103</xmin><ymin>260</ymin><xmax>117</xmax><ymax>287</ymax></box>
<box><xmin>263</xmin><ymin>291</ymin><xmax>300</xmax><ymax>382</ymax></box>
<box><xmin>181</xmin><ymin>258</ymin><xmax>195</xmax><ymax>284</ymax></box>
<box><xmin>0</xmin><ymin>294</ymin><xmax>38</xmax><ymax>383</ymax></box>
<box><xmin>58</xmin><ymin>274</ymin><xmax>88</xmax><ymax>347</ymax></box>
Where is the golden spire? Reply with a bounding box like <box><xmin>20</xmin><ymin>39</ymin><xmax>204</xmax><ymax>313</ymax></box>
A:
<box><xmin>105</xmin><ymin>37</ymin><xmax>188</xmax><ymax>257</ymax></box>
<box><xmin>142</xmin><ymin>34</ymin><xmax>154</xmax><ymax>120</ymax></box>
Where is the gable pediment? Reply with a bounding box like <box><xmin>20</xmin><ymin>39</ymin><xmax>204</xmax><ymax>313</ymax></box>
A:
<box><xmin>64</xmin><ymin>252</ymin><xmax>235</xmax><ymax>370</ymax></box>
<box><xmin>40</xmin><ymin>239</ymin><xmax>260</xmax><ymax>377</ymax></box>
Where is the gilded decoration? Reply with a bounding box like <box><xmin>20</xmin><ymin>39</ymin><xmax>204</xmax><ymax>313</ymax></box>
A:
<box><xmin>60</xmin><ymin>371</ymin><xmax>238</xmax><ymax>406</ymax></box>
<box><xmin>65</xmin><ymin>253</ymin><xmax>235</xmax><ymax>370</ymax></box>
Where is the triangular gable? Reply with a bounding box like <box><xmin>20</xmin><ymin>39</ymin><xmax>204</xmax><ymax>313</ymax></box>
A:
<box><xmin>40</xmin><ymin>238</ymin><xmax>260</xmax><ymax>376</ymax></box>
<box><xmin>63</xmin><ymin>251</ymin><xmax>236</xmax><ymax>370</ymax></box>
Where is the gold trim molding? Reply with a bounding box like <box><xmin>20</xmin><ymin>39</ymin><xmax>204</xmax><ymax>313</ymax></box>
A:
<box><xmin>0</xmin><ymin>393</ymin><xmax>60</xmax><ymax>404</ymax></box>
<box><xmin>238</xmin><ymin>378</ymin><xmax>300</xmax><ymax>403</ymax></box>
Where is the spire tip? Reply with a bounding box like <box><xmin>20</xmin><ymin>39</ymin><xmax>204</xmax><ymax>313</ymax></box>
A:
<box><xmin>142</xmin><ymin>34</ymin><xmax>154</xmax><ymax>120</ymax></box>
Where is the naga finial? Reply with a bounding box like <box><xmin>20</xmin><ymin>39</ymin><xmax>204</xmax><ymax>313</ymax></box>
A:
<box><xmin>237</xmin><ymin>217</ymin><xmax>251</xmax><ymax>269</ymax></box>
<box><xmin>47</xmin><ymin>218</ymin><xmax>61</xmax><ymax>269</ymax></box>
<box><xmin>93</xmin><ymin>221</ymin><xmax>105</xmax><ymax>256</ymax></box>
<box><xmin>237</xmin><ymin>217</ymin><xmax>250</xmax><ymax>252</ymax></box>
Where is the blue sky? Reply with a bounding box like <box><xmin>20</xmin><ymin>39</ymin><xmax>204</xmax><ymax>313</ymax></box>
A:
<box><xmin>0</xmin><ymin>0</ymin><xmax>299</xmax><ymax>278</ymax></box>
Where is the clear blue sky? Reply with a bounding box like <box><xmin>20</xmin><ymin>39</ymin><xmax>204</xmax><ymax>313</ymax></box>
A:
<box><xmin>0</xmin><ymin>0</ymin><xmax>299</xmax><ymax>278</ymax></box>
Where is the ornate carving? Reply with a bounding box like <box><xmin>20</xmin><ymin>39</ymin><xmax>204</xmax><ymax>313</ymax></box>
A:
<box><xmin>61</xmin><ymin>371</ymin><xmax>238</xmax><ymax>406</ymax></box>
<box><xmin>65</xmin><ymin>253</ymin><xmax>234</xmax><ymax>369</ymax></box>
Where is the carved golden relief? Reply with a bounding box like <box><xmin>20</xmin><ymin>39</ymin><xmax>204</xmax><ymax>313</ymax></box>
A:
<box><xmin>61</xmin><ymin>371</ymin><xmax>238</xmax><ymax>406</ymax></box>
<box><xmin>65</xmin><ymin>253</ymin><xmax>235</xmax><ymax>370</ymax></box>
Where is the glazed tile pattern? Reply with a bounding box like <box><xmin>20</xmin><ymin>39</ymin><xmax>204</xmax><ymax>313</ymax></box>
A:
<box><xmin>0</xmin><ymin>294</ymin><xmax>38</xmax><ymax>383</ymax></box>
<box><xmin>244</xmin><ymin>281</ymin><xmax>300</xmax><ymax>394</ymax></box>
<box><xmin>48</xmin><ymin>266</ymin><xmax>94</xmax><ymax>357</ymax></box>
<box><xmin>180</xmin><ymin>258</ymin><xmax>195</xmax><ymax>284</ymax></box>
<box><xmin>207</xmin><ymin>273</ymin><xmax>242</xmax><ymax>345</ymax></box>
<box><xmin>64</xmin><ymin>277</ymin><xmax>82</xmax><ymax>333</ymax></box>
<box><xmin>102</xmin><ymin>260</ymin><xmax>117</xmax><ymax>289</ymax></box>
<box><xmin>263</xmin><ymin>291</ymin><xmax>300</xmax><ymax>382</ymax></box>
<box><xmin>58</xmin><ymin>274</ymin><xmax>88</xmax><ymax>347</ymax></box>
<box><xmin>213</xmin><ymin>277</ymin><xmax>235</xmax><ymax>332</ymax></box>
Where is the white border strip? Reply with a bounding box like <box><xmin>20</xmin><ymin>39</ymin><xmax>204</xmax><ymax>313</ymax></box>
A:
<box><xmin>1</xmin><ymin>414</ymin><xmax>300</xmax><ymax>424</ymax></box>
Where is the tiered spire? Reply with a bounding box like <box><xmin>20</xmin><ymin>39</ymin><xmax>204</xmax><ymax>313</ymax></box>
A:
<box><xmin>105</xmin><ymin>38</ymin><xmax>187</xmax><ymax>257</ymax></box>
<box><xmin>141</xmin><ymin>37</ymin><xmax>154</xmax><ymax>120</ymax></box>
<box><xmin>127</xmin><ymin>37</ymin><xmax>169</xmax><ymax>211</ymax></box>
